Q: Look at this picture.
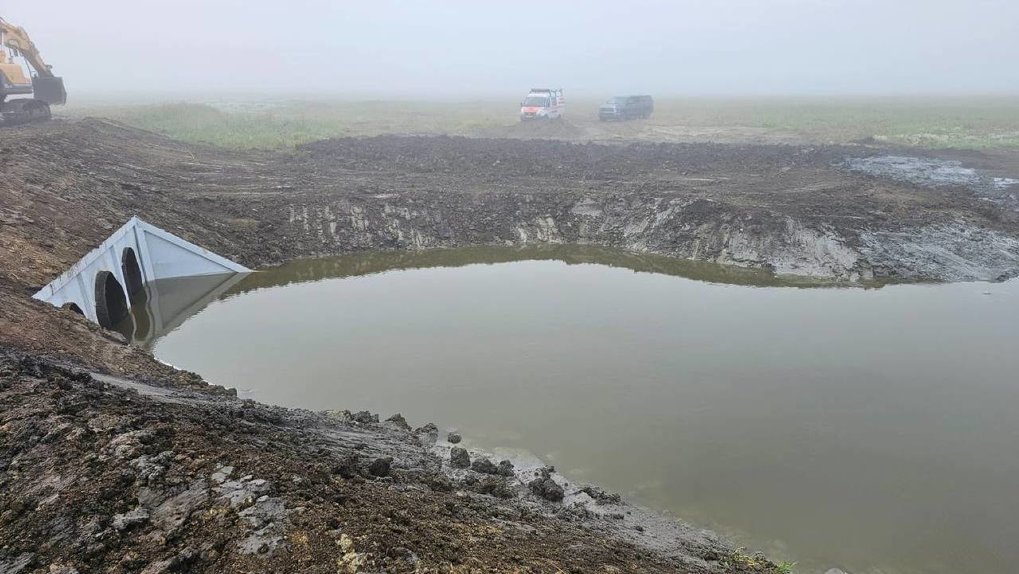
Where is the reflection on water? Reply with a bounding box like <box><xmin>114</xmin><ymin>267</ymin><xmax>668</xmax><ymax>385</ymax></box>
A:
<box><xmin>114</xmin><ymin>273</ymin><xmax>248</xmax><ymax>347</ymax></box>
<box><xmin>227</xmin><ymin>245</ymin><xmax>832</xmax><ymax>291</ymax></box>
<box><xmin>133</xmin><ymin>247</ymin><xmax>1019</xmax><ymax>574</ymax></box>
<box><xmin>117</xmin><ymin>246</ymin><xmax>832</xmax><ymax>346</ymax></box>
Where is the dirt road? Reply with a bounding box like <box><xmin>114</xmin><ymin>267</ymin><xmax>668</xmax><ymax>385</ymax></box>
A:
<box><xmin>2</xmin><ymin>118</ymin><xmax>1019</xmax><ymax>572</ymax></box>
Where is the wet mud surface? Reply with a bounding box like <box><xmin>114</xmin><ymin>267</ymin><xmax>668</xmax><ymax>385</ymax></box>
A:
<box><xmin>2</xmin><ymin>119</ymin><xmax>1019</xmax><ymax>571</ymax></box>
<box><xmin>0</xmin><ymin>348</ymin><xmax>775</xmax><ymax>573</ymax></box>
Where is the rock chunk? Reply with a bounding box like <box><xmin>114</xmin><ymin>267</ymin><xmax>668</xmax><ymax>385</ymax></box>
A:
<box><xmin>496</xmin><ymin>459</ymin><xmax>515</xmax><ymax>477</ymax></box>
<box><xmin>350</xmin><ymin>410</ymin><xmax>378</xmax><ymax>425</ymax></box>
<box><xmin>414</xmin><ymin>422</ymin><xmax>439</xmax><ymax>446</ymax></box>
<box><xmin>449</xmin><ymin>447</ymin><xmax>470</xmax><ymax>469</ymax></box>
<box><xmin>530</xmin><ymin>477</ymin><xmax>565</xmax><ymax>502</ymax></box>
<box><xmin>112</xmin><ymin>507</ymin><xmax>150</xmax><ymax>531</ymax></box>
<box><xmin>528</xmin><ymin>467</ymin><xmax>564</xmax><ymax>502</ymax></box>
<box><xmin>471</xmin><ymin>476</ymin><xmax>516</xmax><ymax>499</ymax></box>
<box><xmin>447</xmin><ymin>431</ymin><xmax>462</xmax><ymax>444</ymax></box>
<box><xmin>210</xmin><ymin>465</ymin><xmax>234</xmax><ymax>484</ymax></box>
<box><xmin>425</xmin><ymin>474</ymin><xmax>454</xmax><ymax>492</ymax></box>
<box><xmin>578</xmin><ymin>485</ymin><xmax>621</xmax><ymax>505</ymax></box>
<box><xmin>368</xmin><ymin>457</ymin><xmax>393</xmax><ymax>477</ymax></box>
<box><xmin>385</xmin><ymin>413</ymin><xmax>411</xmax><ymax>431</ymax></box>
<box><xmin>470</xmin><ymin>457</ymin><xmax>499</xmax><ymax>475</ymax></box>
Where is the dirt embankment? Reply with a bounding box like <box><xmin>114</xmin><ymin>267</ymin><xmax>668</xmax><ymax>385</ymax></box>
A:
<box><xmin>2</xmin><ymin>118</ymin><xmax>1019</xmax><ymax>572</ymax></box>
<box><xmin>6</xmin><ymin>119</ymin><xmax>1019</xmax><ymax>379</ymax></box>
<box><xmin>285</xmin><ymin>136</ymin><xmax>1019</xmax><ymax>282</ymax></box>
<box><xmin>4</xmin><ymin>119</ymin><xmax>1018</xmax><ymax>290</ymax></box>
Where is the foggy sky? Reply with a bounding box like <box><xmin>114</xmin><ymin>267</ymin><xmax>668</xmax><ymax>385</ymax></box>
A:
<box><xmin>5</xmin><ymin>0</ymin><xmax>1019</xmax><ymax>98</ymax></box>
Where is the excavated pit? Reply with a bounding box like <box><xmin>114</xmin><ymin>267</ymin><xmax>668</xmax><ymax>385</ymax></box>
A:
<box><xmin>3</xmin><ymin>119</ymin><xmax>1019</xmax><ymax>572</ymax></box>
<box><xmin>4</xmin><ymin>120</ymin><xmax>1019</xmax><ymax>293</ymax></box>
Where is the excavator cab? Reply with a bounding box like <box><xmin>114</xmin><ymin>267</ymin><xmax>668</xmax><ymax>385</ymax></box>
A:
<box><xmin>0</xmin><ymin>51</ymin><xmax>34</xmax><ymax>95</ymax></box>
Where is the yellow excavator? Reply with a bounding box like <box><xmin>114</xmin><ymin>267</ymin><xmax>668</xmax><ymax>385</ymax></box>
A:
<box><xmin>0</xmin><ymin>17</ymin><xmax>65</xmax><ymax>124</ymax></box>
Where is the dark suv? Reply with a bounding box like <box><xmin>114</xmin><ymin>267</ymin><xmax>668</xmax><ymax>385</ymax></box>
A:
<box><xmin>599</xmin><ymin>95</ymin><xmax>653</xmax><ymax>121</ymax></box>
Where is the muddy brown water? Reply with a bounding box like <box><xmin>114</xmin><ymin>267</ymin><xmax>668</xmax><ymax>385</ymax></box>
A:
<box><xmin>118</xmin><ymin>246</ymin><xmax>1019</xmax><ymax>574</ymax></box>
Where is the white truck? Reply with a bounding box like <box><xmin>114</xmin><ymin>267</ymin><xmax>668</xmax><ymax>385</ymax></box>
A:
<box><xmin>519</xmin><ymin>88</ymin><xmax>564</xmax><ymax>121</ymax></box>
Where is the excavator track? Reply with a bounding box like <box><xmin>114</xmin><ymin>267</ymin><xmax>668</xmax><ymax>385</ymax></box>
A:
<box><xmin>0</xmin><ymin>98</ymin><xmax>52</xmax><ymax>125</ymax></box>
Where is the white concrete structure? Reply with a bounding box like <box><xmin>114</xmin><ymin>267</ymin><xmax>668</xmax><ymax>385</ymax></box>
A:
<box><xmin>33</xmin><ymin>216</ymin><xmax>250</xmax><ymax>327</ymax></box>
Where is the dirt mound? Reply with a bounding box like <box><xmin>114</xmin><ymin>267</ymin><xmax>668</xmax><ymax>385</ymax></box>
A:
<box><xmin>0</xmin><ymin>119</ymin><xmax>266</xmax><ymax>289</ymax></box>
<box><xmin>299</xmin><ymin>133</ymin><xmax>847</xmax><ymax>181</ymax></box>
<box><xmin>472</xmin><ymin>117</ymin><xmax>587</xmax><ymax>140</ymax></box>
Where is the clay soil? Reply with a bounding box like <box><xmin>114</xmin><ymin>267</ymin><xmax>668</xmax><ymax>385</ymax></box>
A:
<box><xmin>2</xmin><ymin>118</ymin><xmax>1019</xmax><ymax>573</ymax></box>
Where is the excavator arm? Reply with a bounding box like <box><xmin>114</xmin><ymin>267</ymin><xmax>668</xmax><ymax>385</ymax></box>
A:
<box><xmin>1</xmin><ymin>17</ymin><xmax>55</xmax><ymax>78</ymax></box>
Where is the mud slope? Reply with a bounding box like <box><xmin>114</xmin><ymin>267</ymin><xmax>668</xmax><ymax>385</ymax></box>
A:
<box><xmin>5</xmin><ymin>120</ymin><xmax>1018</xmax><ymax>294</ymax></box>
<box><xmin>288</xmin><ymin>136</ymin><xmax>1019</xmax><ymax>282</ymax></box>
<box><xmin>2</xmin><ymin>348</ymin><xmax>778</xmax><ymax>574</ymax></box>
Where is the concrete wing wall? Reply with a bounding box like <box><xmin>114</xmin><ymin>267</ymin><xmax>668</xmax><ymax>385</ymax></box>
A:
<box><xmin>32</xmin><ymin>216</ymin><xmax>250</xmax><ymax>325</ymax></box>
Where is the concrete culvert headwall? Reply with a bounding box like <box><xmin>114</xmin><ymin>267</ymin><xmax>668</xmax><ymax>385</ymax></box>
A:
<box><xmin>33</xmin><ymin>217</ymin><xmax>251</xmax><ymax>328</ymax></box>
<box><xmin>94</xmin><ymin>271</ymin><xmax>128</xmax><ymax>328</ymax></box>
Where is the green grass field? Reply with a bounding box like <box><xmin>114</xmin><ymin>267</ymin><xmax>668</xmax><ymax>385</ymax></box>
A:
<box><xmin>647</xmin><ymin>97</ymin><xmax>1019</xmax><ymax>148</ymax></box>
<box><xmin>67</xmin><ymin>100</ymin><xmax>509</xmax><ymax>149</ymax></box>
<box><xmin>67</xmin><ymin>96</ymin><xmax>1019</xmax><ymax>151</ymax></box>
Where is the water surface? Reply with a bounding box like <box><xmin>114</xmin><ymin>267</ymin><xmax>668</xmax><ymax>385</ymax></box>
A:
<box><xmin>135</xmin><ymin>247</ymin><xmax>1019</xmax><ymax>574</ymax></box>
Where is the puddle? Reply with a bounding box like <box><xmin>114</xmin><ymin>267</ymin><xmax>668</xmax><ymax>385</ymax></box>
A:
<box><xmin>125</xmin><ymin>246</ymin><xmax>1019</xmax><ymax>574</ymax></box>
